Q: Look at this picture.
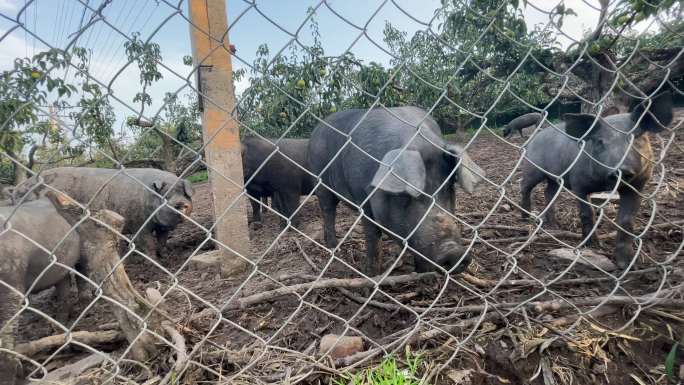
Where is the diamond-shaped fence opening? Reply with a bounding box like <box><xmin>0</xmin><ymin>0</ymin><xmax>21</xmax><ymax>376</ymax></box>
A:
<box><xmin>0</xmin><ymin>0</ymin><xmax>683</xmax><ymax>384</ymax></box>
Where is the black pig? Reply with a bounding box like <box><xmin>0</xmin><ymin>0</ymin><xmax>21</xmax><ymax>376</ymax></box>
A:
<box><xmin>502</xmin><ymin>112</ymin><xmax>544</xmax><ymax>138</ymax></box>
<box><xmin>308</xmin><ymin>106</ymin><xmax>484</xmax><ymax>275</ymax></box>
<box><xmin>13</xmin><ymin>167</ymin><xmax>193</xmax><ymax>261</ymax></box>
<box><xmin>0</xmin><ymin>192</ymin><xmax>125</xmax><ymax>383</ymax></box>
<box><xmin>520</xmin><ymin>92</ymin><xmax>673</xmax><ymax>269</ymax></box>
<box><xmin>242</xmin><ymin>136</ymin><xmax>315</xmax><ymax>226</ymax></box>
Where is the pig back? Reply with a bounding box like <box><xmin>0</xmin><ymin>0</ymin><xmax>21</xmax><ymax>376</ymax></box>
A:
<box><xmin>309</xmin><ymin>107</ymin><xmax>447</xmax><ymax>204</ymax></box>
<box><xmin>523</xmin><ymin>125</ymin><xmax>583</xmax><ymax>177</ymax></box>
<box><xmin>19</xmin><ymin>167</ymin><xmax>158</xmax><ymax>233</ymax></box>
<box><xmin>278</xmin><ymin>138</ymin><xmax>315</xmax><ymax>194</ymax></box>
<box><xmin>0</xmin><ymin>200</ymin><xmax>80</xmax><ymax>292</ymax></box>
<box><xmin>243</xmin><ymin>137</ymin><xmax>314</xmax><ymax>195</ymax></box>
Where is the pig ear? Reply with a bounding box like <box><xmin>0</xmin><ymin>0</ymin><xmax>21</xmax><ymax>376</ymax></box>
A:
<box><xmin>152</xmin><ymin>180</ymin><xmax>167</xmax><ymax>193</ymax></box>
<box><xmin>370</xmin><ymin>149</ymin><xmax>426</xmax><ymax>197</ymax></box>
<box><xmin>446</xmin><ymin>144</ymin><xmax>485</xmax><ymax>194</ymax></box>
<box><xmin>183</xmin><ymin>180</ymin><xmax>194</xmax><ymax>198</ymax></box>
<box><xmin>630</xmin><ymin>92</ymin><xmax>673</xmax><ymax>134</ymax></box>
<box><xmin>562</xmin><ymin>113</ymin><xmax>598</xmax><ymax>138</ymax></box>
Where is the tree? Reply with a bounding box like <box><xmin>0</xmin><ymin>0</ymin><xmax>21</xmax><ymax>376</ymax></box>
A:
<box><xmin>126</xmin><ymin>92</ymin><xmax>202</xmax><ymax>174</ymax></box>
<box><xmin>558</xmin><ymin>0</ymin><xmax>683</xmax><ymax>112</ymax></box>
<box><xmin>381</xmin><ymin>0</ymin><xmax>559</xmax><ymax>133</ymax></box>
<box><xmin>0</xmin><ymin>47</ymin><xmax>114</xmax><ymax>184</ymax></box>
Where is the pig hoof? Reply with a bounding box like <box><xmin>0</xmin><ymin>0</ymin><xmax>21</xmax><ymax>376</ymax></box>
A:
<box><xmin>250</xmin><ymin>221</ymin><xmax>263</xmax><ymax>230</ymax></box>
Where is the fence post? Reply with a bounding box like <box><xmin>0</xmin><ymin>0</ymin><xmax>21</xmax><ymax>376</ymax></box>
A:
<box><xmin>188</xmin><ymin>0</ymin><xmax>250</xmax><ymax>275</ymax></box>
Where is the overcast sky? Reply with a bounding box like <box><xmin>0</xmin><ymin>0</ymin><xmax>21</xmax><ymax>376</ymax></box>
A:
<box><xmin>0</xmin><ymin>0</ymin><xmax>660</xmax><ymax>135</ymax></box>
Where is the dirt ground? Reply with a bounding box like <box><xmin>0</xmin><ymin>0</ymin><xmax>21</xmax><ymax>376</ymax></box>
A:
<box><xmin>18</xmin><ymin>110</ymin><xmax>684</xmax><ymax>384</ymax></box>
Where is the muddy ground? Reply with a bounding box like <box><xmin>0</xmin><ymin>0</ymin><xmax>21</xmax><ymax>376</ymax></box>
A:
<box><xmin>18</xmin><ymin>110</ymin><xmax>684</xmax><ymax>384</ymax></box>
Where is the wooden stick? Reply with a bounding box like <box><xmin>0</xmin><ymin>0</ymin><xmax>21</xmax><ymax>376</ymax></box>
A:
<box><xmin>221</xmin><ymin>272</ymin><xmax>437</xmax><ymax>311</ymax></box>
<box><xmin>159</xmin><ymin>321</ymin><xmax>188</xmax><ymax>385</ymax></box>
<box><xmin>479</xmin><ymin>220</ymin><xmax>684</xmax><ymax>245</ymax></box>
<box><xmin>461</xmin><ymin>267</ymin><xmax>666</xmax><ymax>288</ymax></box>
<box><xmin>530</xmin><ymin>287</ymin><xmax>684</xmax><ymax>312</ymax></box>
<box><xmin>15</xmin><ymin>330</ymin><xmax>123</xmax><ymax>356</ymax></box>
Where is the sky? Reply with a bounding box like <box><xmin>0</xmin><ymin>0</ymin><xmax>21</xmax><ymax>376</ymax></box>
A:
<box><xmin>0</xmin><ymin>0</ymin><xmax>661</xmax><ymax>137</ymax></box>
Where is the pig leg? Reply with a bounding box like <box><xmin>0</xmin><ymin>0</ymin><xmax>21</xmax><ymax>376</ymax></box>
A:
<box><xmin>362</xmin><ymin>218</ymin><xmax>383</xmax><ymax>276</ymax></box>
<box><xmin>261</xmin><ymin>196</ymin><xmax>268</xmax><ymax>213</ymax></box>
<box><xmin>277</xmin><ymin>191</ymin><xmax>301</xmax><ymax>229</ymax></box>
<box><xmin>53</xmin><ymin>278</ymin><xmax>74</xmax><ymax>328</ymax></box>
<box><xmin>614</xmin><ymin>187</ymin><xmax>642</xmax><ymax>269</ymax></box>
<box><xmin>520</xmin><ymin>166</ymin><xmax>545</xmax><ymax>219</ymax></box>
<box><xmin>543</xmin><ymin>179</ymin><xmax>560</xmax><ymax>228</ymax></box>
<box><xmin>250</xmin><ymin>197</ymin><xmax>262</xmax><ymax>223</ymax></box>
<box><xmin>155</xmin><ymin>228</ymin><xmax>170</xmax><ymax>258</ymax></box>
<box><xmin>73</xmin><ymin>261</ymin><xmax>93</xmax><ymax>305</ymax></box>
<box><xmin>575</xmin><ymin>191</ymin><xmax>598</xmax><ymax>246</ymax></box>
<box><xmin>0</xmin><ymin>279</ymin><xmax>21</xmax><ymax>384</ymax></box>
<box><xmin>130</xmin><ymin>230</ymin><xmax>159</xmax><ymax>263</ymax></box>
<box><xmin>317</xmin><ymin>188</ymin><xmax>339</xmax><ymax>248</ymax></box>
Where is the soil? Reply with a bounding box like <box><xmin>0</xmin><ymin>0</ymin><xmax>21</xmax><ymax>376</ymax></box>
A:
<box><xmin>15</xmin><ymin>109</ymin><xmax>684</xmax><ymax>384</ymax></box>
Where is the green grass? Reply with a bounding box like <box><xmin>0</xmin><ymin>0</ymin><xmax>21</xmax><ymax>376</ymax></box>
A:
<box><xmin>187</xmin><ymin>170</ymin><xmax>208</xmax><ymax>184</ymax></box>
<box><xmin>334</xmin><ymin>352</ymin><xmax>422</xmax><ymax>385</ymax></box>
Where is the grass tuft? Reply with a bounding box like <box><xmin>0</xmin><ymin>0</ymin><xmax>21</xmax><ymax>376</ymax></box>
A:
<box><xmin>334</xmin><ymin>352</ymin><xmax>422</xmax><ymax>385</ymax></box>
<box><xmin>187</xmin><ymin>170</ymin><xmax>208</xmax><ymax>184</ymax></box>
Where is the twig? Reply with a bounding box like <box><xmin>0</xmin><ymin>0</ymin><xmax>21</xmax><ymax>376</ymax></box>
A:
<box><xmin>479</xmin><ymin>220</ymin><xmax>684</xmax><ymax>244</ymax></box>
<box><xmin>545</xmin><ymin>305</ymin><xmax>620</xmax><ymax>328</ymax></box>
<box><xmin>15</xmin><ymin>330</ymin><xmax>124</xmax><ymax>356</ymax></box>
<box><xmin>295</xmin><ymin>238</ymin><xmax>318</xmax><ymax>272</ymax></box>
<box><xmin>530</xmin><ymin>287</ymin><xmax>683</xmax><ymax>312</ymax></box>
<box><xmin>221</xmin><ymin>272</ymin><xmax>437</xmax><ymax>311</ymax></box>
<box><xmin>477</xmin><ymin>224</ymin><xmax>531</xmax><ymax>232</ymax></box>
<box><xmin>159</xmin><ymin>321</ymin><xmax>188</xmax><ymax>385</ymax></box>
<box><xmin>337</xmin><ymin>287</ymin><xmax>399</xmax><ymax>312</ymax></box>
<box><xmin>461</xmin><ymin>267</ymin><xmax>666</xmax><ymax>288</ymax></box>
<box><xmin>336</xmin><ymin>312</ymin><xmax>503</xmax><ymax>367</ymax></box>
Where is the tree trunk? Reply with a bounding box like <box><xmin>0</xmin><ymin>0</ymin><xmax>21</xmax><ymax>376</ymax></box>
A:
<box><xmin>7</xmin><ymin>150</ymin><xmax>26</xmax><ymax>186</ymax></box>
<box><xmin>580</xmin><ymin>54</ymin><xmax>622</xmax><ymax>114</ymax></box>
<box><xmin>156</xmin><ymin>128</ymin><xmax>177</xmax><ymax>173</ymax></box>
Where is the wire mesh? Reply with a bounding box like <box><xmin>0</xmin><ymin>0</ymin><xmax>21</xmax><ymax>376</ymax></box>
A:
<box><xmin>0</xmin><ymin>0</ymin><xmax>683</xmax><ymax>384</ymax></box>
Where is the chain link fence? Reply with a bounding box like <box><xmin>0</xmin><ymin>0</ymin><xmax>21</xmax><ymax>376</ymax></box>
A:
<box><xmin>1</xmin><ymin>0</ymin><xmax>683</xmax><ymax>384</ymax></box>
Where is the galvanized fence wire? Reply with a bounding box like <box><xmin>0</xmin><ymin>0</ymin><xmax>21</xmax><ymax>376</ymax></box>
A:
<box><xmin>0</xmin><ymin>0</ymin><xmax>683</xmax><ymax>383</ymax></box>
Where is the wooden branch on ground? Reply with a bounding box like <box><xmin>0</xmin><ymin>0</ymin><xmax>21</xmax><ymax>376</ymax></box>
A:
<box><xmin>25</xmin><ymin>353</ymin><xmax>108</xmax><ymax>385</ymax></box>
<box><xmin>336</xmin><ymin>311</ymin><xmax>504</xmax><ymax>367</ymax></box>
<box><xmin>546</xmin><ymin>305</ymin><xmax>620</xmax><ymax>328</ymax></box>
<box><xmin>530</xmin><ymin>287</ymin><xmax>683</xmax><ymax>312</ymax></box>
<box><xmin>190</xmin><ymin>273</ymin><xmax>439</xmax><ymax>323</ymax></box>
<box><xmin>15</xmin><ymin>330</ymin><xmax>123</xmax><ymax>356</ymax></box>
<box><xmin>461</xmin><ymin>267</ymin><xmax>666</xmax><ymax>289</ymax></box>
<box><xmin>223</xmin><ymin>272</ymin><xmax>437</xmax><ymax>311</ymax></box>
<box><xmin>159</xmin><ymin>321</ymin><xmax>188</xmax><ymax>385</ymax></box>
<box><xmin>478</xmin><ymin>220</ymin><xmax>684</xmax><ymax>245</ymax></box>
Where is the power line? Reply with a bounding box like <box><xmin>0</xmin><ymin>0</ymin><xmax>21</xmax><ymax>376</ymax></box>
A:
<box><xmin>32</xmin><ymin>0</ymin><xmax>38</xmax><ymax>57</ymax></box>
<box><xmin>85</xmin><ymin>0</ymin><xmax>111</xmax><ymax>64</ymax></box>
<box><xmin>99</xmin><ymin>0</ymin><xmax>142</xmax><ymax>78</ymax></box>
<box><xmin>24</xmin><ymin>0</ymin><xmax>28</xmax><ymax>59</ymax></box>
<box><xmin>104</xmin><ymin>1</ymin><xmax>160</xmax><ymax>80</ymax></box>
<box><xmin>53</xmin><ymin>0</ymin><xmax>65</xmax><ymax>49</ymax></box>
<box><xmin>90</xmin><ymin>0</ymin><xmax>130</xmax><ymax>78</ymax></box>
<box><xmin>61</xmin><ymin>0</ymin><xmax>77</xmax><ymax>49</ymax></box>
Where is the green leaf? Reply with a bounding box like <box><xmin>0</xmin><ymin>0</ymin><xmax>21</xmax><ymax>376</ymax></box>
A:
<box><xmin>666</xmin><ymin>341</ymin><xmax>680</xmax><ymax>380</ymax></box>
